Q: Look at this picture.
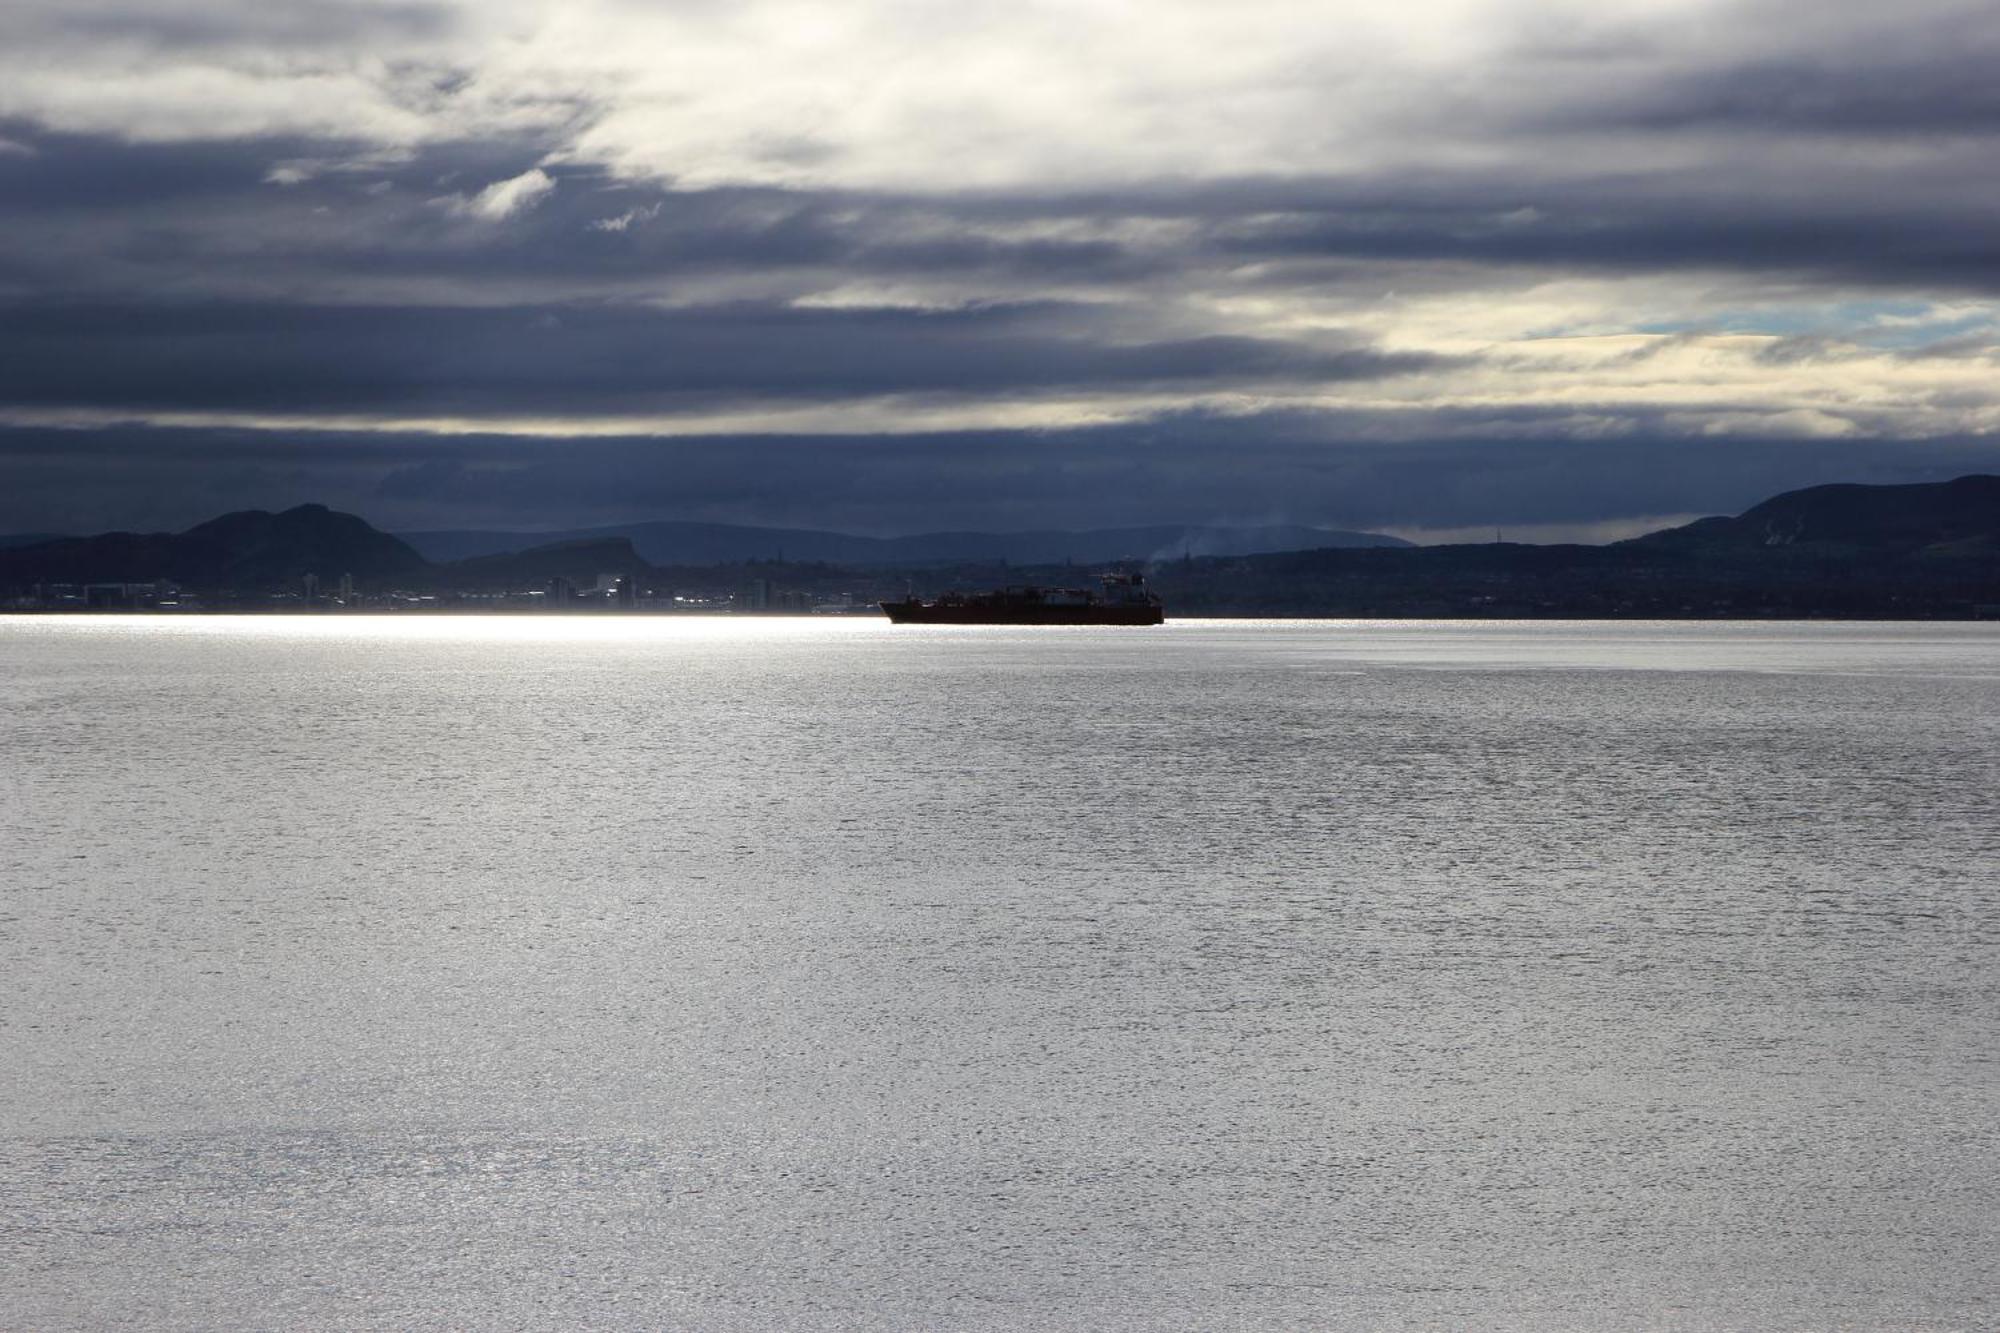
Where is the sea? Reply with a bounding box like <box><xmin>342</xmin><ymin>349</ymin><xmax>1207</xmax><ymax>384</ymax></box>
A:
<box><xmin>2</xmin><ymin>616</ymin><xmax>1996</xmax><ymax>1331</ymax></box>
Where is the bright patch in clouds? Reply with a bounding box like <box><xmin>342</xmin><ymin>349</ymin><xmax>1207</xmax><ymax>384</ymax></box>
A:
<box><xmin>441</xmin><ymin>167</ymin><xmax>556</xmax><ymax>220</ymax></box>
<box><xmin>1</xmin><ymin>0</ymin><xmax>1974</xmax><ymax>191</ymax></box>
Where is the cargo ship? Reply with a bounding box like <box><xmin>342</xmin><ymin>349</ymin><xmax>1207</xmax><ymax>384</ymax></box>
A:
<box><xmin>880</xmin><ymin>572</ymin><xmax>1165</xmax><ymax>625</ymax></box>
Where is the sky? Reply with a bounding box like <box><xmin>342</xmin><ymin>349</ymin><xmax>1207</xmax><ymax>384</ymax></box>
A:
<box><xmin>4</xmin><ymin>0</ymin><xmax>2000</xmax><ymax>540</ymax></box>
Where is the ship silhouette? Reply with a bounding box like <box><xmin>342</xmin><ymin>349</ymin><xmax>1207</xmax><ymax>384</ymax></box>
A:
<box><xmin>881</xmin><ymin>572</ymin><xmax>1165</xmax><ymax>625</ymax></box>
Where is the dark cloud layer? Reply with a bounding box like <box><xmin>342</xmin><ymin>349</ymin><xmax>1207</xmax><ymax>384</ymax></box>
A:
<box><xmin>8</xmin><ymin>122</ymin><xmax>2000</xmax><ymax>297</ymax></box>
<box><xmin>0</xmin><ymin>301</ymin><xmax>1436</xmax><ymax>414</ymax></box>
<box><xmin>1213</xmin><ymin>206</ymin><xmax>2000</xmax><ymax>292</ymax></box>
<box><xmin>1593</xmin><ymin>59</ymin><xmax>2000</xmax><ymax>135</ymax></box>
<box><xmin>19</xmin><ymin>1</ymin><xmax>456</xmax><ymax>50</ymax></box>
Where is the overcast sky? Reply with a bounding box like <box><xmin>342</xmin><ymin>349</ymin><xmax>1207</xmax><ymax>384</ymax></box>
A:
<box><xmin>5</xmin><ymin>0</ymin><xmax>2000</xmax><ymax>538</ymax></box>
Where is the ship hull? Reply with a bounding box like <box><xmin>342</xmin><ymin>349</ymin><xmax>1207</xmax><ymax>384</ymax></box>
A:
<box><xmin>880</xmin><ymin>601</ymin><xmax>1164</xmax><ymax>625</ymax></box>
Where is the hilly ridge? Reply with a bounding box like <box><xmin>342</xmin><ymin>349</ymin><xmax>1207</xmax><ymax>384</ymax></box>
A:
<box><xmin>0</xmin><ymin>504</ymin><xmax>427</xmax><ymax>587</ymax></box>
<box><xmin>4</xmin><ymin>476</ymin><xmax>1996</xmax><ymax>617</ymax></box>
<box><xmin>1147</xmin><ymin>476</ymin><xmax>2000</xmax><ymax>617</ymax></box>
<box><xmin>1628</xmin><ymin>475</ymin><xmax>2000</xmax><ymax>557</ymax></box>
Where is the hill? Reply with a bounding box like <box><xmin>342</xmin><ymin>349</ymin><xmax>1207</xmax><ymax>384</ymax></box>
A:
<box><xmin>1146</xmin><ymin>475</ymin><xmax>2000</xmax><ymax>617</ymax></box>
<box><xmin>439</xmin><ymin>537</ymin><xmax>655</xmax><ymax>589</ymax></box>
<box><xmin>1628</xmin><ymin>475</ymin><xmax>2000</xmax><ymax>557</ymax></box>
<box><xmin>4</xmin><ymin>476</ymin><xmax>1995</xmax><ymax>616</ymax></box>
<box><xmin>0</xmin><ymin>504</ymin><xmax>428</xmax><ymax>589</ymax></box>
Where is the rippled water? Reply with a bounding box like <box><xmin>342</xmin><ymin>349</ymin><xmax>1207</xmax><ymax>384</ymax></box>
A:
<box><xmin>3</xmin><ymin>617</ymin><xmax>1996</xmax><ymax>1330</ymax></box>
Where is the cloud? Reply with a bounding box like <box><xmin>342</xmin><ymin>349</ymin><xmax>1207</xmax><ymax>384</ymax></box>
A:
<box><xmin>589</xmin><ymin>202</ymin><xmax>658</xmax><ymax>232</ymax></box>
<box><xmin>0</xmin><ymin>298</ymin><xmax>1443</xmax><ymax>419</ymax></box>
<box><xmin>5</xmin><ymin>0</ymin><xmax>2000</xmax><ymax>532</ymax></box>
<box><xmin>0</xmin><ymin>1</ymin><xmax>1990</xmax><ymax>192</ymax></box>
<box><xmin>439</xmin><ymin>166</ymin><xmax>555</xmax><ymax>220</ymax></box>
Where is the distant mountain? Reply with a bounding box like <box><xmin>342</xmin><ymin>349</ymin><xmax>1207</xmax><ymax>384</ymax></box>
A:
<box><xmin>398</xmin><ymin>520</ymin><xmax>1411</xmax><ymax>567</ymax></box>
<box><xmin>441</xmin><ymin>537</ymin><xmax>654</xmax><ymax>588</ymax></box>
<box><xmin>8</xmin><ymin>475</ymin><xmax>1994</xmax><ymax>617</ymax></box>
<box><xmin>0</xmin><ymin>504</ymin><xmax>427</xmax><ymax>588</ymax></box>
<box><xmin>1626</xmin><ymin>475</ymin><xmax>2000</xmax><ymax>557</ymax></box>
<box><xmin>877</xmin><ymin>523</ymin><xmax>1414</xmax><ymax>565</ymax></box>
<box><xmin>0</xmin><ymin>533</ymin><xmax>67</xmax><ymax>551</ymax></box>
<box><xmin>402</xmin><ymin>521</ymin><xmax>883</xmax><ymax>565</ymax></box>
<box><xmin>1148</xmin><ymin>474</ymin><xmax>2000</xmax><ymax>617</ymax></box>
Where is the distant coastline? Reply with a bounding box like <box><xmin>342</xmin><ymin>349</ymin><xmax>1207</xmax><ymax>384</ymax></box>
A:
<box><xmin>9</xmin><ymin>608</ymin><xmax>1998</xmax><ymax>622</ymax></box>
<box><xmin>6</xmin><ymin>476</ymin><xmax>1997</xmax><ymax>621</ymax></box>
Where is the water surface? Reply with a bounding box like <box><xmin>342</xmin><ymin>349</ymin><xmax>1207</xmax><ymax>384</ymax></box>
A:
<box><xmin>3</xmin><ymin>617</ymin><xmax>1996</xmax><ymax>1329</ymax></box>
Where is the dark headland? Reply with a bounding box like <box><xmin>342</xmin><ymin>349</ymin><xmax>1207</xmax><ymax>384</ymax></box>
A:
<box><xmin>5</xmin><ymin>476</ymin><xmax>1997</xmax><ymax>618</ymax></box>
